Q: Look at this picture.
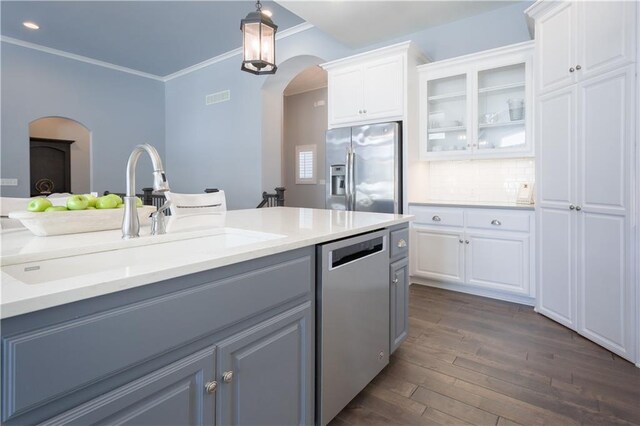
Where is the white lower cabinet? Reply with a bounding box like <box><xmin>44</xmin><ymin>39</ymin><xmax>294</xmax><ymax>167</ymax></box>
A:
<box><xmin>465</xmin><ymin>232</ymin><xmax>529</xmax><ymax>295</ymax></box>
<box><xmin>412</xmin><ymin>228</ymin><xmax>465</xmax><ymax>284</ymax></box>
<box><xmin>409</xmin><ymin>205</ymin><xmax>534</xmax><ymax>302</ymax></box>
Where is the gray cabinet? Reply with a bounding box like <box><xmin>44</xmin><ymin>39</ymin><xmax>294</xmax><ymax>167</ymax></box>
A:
<box><xmin>41</xmin><ymin>346</ymin><xmax>217</xmax><ymax>426</ymax></box>
<box><xmin>2</xmin><ymin>248</ymin><xmax>314</xmax><ymax>425</ymax></box>
<box><xmin>217</xmin><ymin>303</ymin><xmax>313</xmax><ymax>426</ymax></box>
<box><xmin>389</xmin><ymin>224</ymin><xmax>410</xmax><ymax>355</ymax></box>
<box><xmin>390</xmin><ymin>258</ymin><xmax>409</xmax><ymax>354</ymax></box>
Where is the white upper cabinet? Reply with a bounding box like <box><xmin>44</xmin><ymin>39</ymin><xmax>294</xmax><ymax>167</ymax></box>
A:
<box><xmin>323</xmin><ymin>42</ymin><xmax>426</xmax><ymax>128</ymax></box>
<box><xmin>418</xmin><ymin>42</ymin><xmax>534</xmax><ymax>161</ymax></box>
<box><xmin>529</xmin><ymin>0</ymin><xmax>636</xmax><ymax>94</ymax></box>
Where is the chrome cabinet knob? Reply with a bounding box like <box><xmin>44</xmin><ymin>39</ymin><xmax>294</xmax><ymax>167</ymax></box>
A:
<box><xmin>432</xmin><ymin>215</ymin><xmax>441</xmax><ymax>222</ymax></box>
<box><xmin>465</xmin><ymin>240</ymin><xmax>470</xmax><ymax>244</ymax></box>
<box><xmin>459</xmin><ymin>239</ymin><xmax>464</xmax><ymax>244</ymax></box>
<box><xmin>491</xmin><ymin>219</ymin><xmax>501</xmax><ymax>226</ymax></box>
<box><xmin>392</xmin><ymin>276</ymin><xmax>399</xmax><ymax>284</ymax></box>
<box><xmin>358</xmin><ymin>109</ymin><xmax>362</xmax><ymax>114</ymax></box>
<box><xmin>576</xmin><ymin>65</ymin><xmax>582</xmax><ymax>70</ymax></box>
<box><xmin>569</xmin><ymin>204</ymin><xmax>576</xmax><ymax>210</ymax></box>
<box><xmin>569</xmin><ymin>67</ymin><xmax>575</xmax><ymax>73</ymax></box>
<box><xmin>363</xmin><ymin>109</ymin><xmax>367</xmax><ymax>113</ymax></box>
<box><xmin>576</xmin><ymin>205</ymin><xmax>582</xmax><ymax>211</ymax></box>
<box><xmin>397</xmin><ymin>239</ymin><xmax>407</xmax><ymax>248</ymax></box>
<box><xmin>205</xmin><ymin>381</ymin><xmax>218</xmax><ymax>394</ymax></box>
<box><xmin>223</xmin><ymin>371</ymin><xmax>233</xmax><ymax>383</ymax></box>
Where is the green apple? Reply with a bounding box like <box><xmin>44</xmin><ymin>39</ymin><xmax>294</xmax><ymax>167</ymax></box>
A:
<box><xmin>116</xmin><ymin>203</ymin><xmax>125</xmax><ymax>208</ymax></box>
<box><xmin>66</xmin><ymin>195</ymin><xmax>89</xmax><ymax>210</ymax></box>
<box><xmin>45</xmin><ymin>206</ymin><xmax>68</xmax><ymax>212</ymax></box>
<box><xmin>136</xmin><ymin>196</ymin><xmax>143</xmax><ymax>207</ymax></box>
<box><xmin>86</xmin><ymin>206</ymin><xmax>96</xmax><ymax>210</ymax></box>
<box><xmin>106</xmin><ymin>193</ymin><xmax>123</xmax><ymax>205</ymax></box>
<box><xmin>27</xmin><ymin>197</ymin><xmax>53</xmax><ymax>212</ymax></box>
<box><xmin>96</xmin><ymin>195</ymin><xmax>118</xmax><ymax>209</ymax></box>
<box><xmin>83</xmin><ymin>194</ymin><xmax>98</xmax><ymax>208</ymax></box>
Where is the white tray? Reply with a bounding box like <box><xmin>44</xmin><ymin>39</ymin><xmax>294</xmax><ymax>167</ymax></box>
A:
<box><xmin>9</xmin><ymin>206</ymin><xmax>157</xmax><ymax>237</ymax></box>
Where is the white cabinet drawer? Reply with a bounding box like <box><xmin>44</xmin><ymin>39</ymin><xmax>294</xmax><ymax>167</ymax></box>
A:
<box><xmin>409</xmin><ymin>206</ymin><xmax>464</xmax><ymax>227</ymax></box>
<box><xmin>465</xmin><ymin>210</ymin><xmax>531</xmax><ymax>232</ymax></box>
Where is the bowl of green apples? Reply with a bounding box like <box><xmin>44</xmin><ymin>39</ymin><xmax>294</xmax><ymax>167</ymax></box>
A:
<box><xmin>9</xmin><ymin>194</ymin><xmax>157</xmax><ymax>236</ymax></box>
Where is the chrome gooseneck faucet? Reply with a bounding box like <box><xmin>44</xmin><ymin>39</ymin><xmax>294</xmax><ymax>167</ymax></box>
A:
<box><xmin>122</xmin><ymin>144</ymin><xmax>170</xmax><ymax>239</ymax></box>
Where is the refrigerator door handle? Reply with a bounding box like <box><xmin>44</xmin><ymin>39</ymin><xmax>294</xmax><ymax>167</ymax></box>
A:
<box><xmin>349</xmin><ymin>149</ymin><xmax>356</xmax><ymax>210</ymax></box>
<box><xmin>345</xmin><ymin>148</ymin><xmax>352</xmax><ymax>211</ymax></box>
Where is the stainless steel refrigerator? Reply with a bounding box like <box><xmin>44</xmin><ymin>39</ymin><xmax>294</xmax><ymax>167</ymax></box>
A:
<box><xmin>325</xmin><ymin>122</ymin><xmax>401</xmax><ymax>214</ymax></box>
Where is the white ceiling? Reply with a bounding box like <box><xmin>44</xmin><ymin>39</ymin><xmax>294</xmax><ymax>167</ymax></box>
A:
<box><xmin>276</xmin><ymin>0</ymin><xmax>520</xmax><ymax>48</ymax></box>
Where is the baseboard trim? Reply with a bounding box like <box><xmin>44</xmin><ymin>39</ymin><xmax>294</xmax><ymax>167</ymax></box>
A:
<box><xmin>411</xmin><ymin>276</ymin><xmax>536</xmax><ymax>306</ymax></box>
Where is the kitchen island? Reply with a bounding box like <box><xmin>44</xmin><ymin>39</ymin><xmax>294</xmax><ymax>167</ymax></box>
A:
<box><xmin>0</xmin><ymin>207</ymin><xmax>411</xmax><ymax>425</ymax></box>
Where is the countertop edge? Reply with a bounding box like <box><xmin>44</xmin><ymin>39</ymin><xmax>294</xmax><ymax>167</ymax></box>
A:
<box><xmin>409</xmin><ymin>202</ymin><xmax>535</xmax><ymax>211</ymax></box>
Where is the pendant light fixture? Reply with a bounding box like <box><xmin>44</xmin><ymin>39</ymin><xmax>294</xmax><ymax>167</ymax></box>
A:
<box><xmin>240</xmin><ymin>0</ymin><xmax>278</xmax><ymax>75</ymax></box>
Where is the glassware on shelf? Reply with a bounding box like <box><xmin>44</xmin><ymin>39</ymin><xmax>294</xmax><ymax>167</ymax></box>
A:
<box><xmin>507</xmin><ymin>98</ymin><xmax>525</xmax><ymax>121</ymax></box>
<box><xmin>426</xmin><ymin>74</ymin><xmax>467</xmax><ymax>153</ymax></box>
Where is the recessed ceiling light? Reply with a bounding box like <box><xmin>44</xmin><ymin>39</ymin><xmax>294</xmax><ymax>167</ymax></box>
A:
<box><xmin>23</xmin><ymin>21</ymin><xmax>40</xmax><ymax>30</ymax></box>
<box><xmin>262</xmin><ymin>10</ymin><xmax>272</xmax><ymax>17</ymax></box>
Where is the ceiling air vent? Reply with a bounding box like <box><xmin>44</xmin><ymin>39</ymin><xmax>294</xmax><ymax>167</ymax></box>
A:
<box><xmin>206</xmin><ymin>90</ymin><xmax>231</xmax><ymax>105</ymax></box>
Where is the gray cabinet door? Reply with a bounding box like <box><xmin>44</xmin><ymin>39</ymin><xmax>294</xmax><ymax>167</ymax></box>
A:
<box><xmin>40</xmin><ymin>346</ymin><xmax>216</xmax><ymax>426</ymax></box>
<box><xmin>216</xmin><ymin>302</ymin><xmax>313</xmax><ymax>426</ymax></box>
<box><xmin>390</xmin><ymin>257</ymin><xmax>409</xmax><ymax>354</ymax></box>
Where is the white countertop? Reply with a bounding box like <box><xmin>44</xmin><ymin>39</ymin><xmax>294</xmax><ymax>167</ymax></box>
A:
<box><xmin>0</xmin><ymin>207</ymin><xmax>411</xmax><ymax>319</ymax></box>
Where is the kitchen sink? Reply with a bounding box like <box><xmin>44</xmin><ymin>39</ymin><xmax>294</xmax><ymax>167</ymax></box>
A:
<box><xmin>3</xmin><ymin>228</ymin><xmax>285</xmax><ymax>285</ymax></box>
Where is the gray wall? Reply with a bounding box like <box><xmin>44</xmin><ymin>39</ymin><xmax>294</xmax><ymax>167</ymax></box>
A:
<box><xmin>283</xmin><ymin>87</ymin><xmax>327</xmax><ymax>209</ymax></box>
<box><xmin>1</xmin><ymin>2</ymin><xmax>531</xmax><ymax>203</ymax></box>
<box><xmin>164</xmin><ymin>27</ymin><xmax>353</xmax><ymax>209</ymax></box>
<box><xmin>0</xmin><ymin>42</ymin><xmax>165</xmax><ymax>197</ymax></box>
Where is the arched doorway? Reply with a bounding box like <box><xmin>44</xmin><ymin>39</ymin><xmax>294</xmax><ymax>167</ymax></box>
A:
<box><xmin>260</xmin><ymin>55</ymin><xmax>326</xmax><ymax>197</ymax></box>
<box><xmin>29</xmin><ymin>117</ymin><xmax>91</xmax><ymax>196</ymax></box>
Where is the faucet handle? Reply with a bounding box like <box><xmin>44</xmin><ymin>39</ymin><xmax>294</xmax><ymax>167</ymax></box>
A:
<box><xmin>150</xmin><ymin>201</ymin><xmax>171</xmax><ymax>235</ymax></box>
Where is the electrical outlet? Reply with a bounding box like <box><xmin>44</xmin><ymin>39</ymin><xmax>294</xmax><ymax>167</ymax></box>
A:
<box><xmin>314</xmin><ymin>100</ymin><xmax>326</xmax><ymax>107</ymax></box>
<box><xmin>0</xmin><ymin>178</ymin><xmax>18</xmax><ymax>186</ymax></box>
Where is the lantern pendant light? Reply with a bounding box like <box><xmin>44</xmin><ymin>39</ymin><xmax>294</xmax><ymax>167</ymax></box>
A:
<box><xmin>240</xmin><ymin>0</ymin><xmax>278</xmax><ymax>75</ymax></box>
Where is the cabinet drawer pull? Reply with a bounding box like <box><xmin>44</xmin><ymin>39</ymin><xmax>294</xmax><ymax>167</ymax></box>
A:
<box><xmin>432</xmin><ymin>215</ymin><xmax>441</xmax><ymax>222</ymax></box>
<box><xmin>223</xmin><ymin>371</ymin><xmax>233</xmax><ymax>383</ymax></box>
<box><xmin>397</xmin><ymin>239</ymin><xmax>407</xmax><ymax>248</ymax></box>
<box><xmin>491</xmin><ymin>219</ymin><xmax>501</xmax><ymax>226</ymax></box>
<box><xmin>205</xmin><ymin>381</ymin><xmax>218</xmax><ymax>394</ymax></box>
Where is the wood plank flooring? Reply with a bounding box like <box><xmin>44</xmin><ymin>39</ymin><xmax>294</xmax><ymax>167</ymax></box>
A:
<box><xmin>330</xmin><ymin>285</ymin><xmax>640</xmax><ymax>425</ymax></box>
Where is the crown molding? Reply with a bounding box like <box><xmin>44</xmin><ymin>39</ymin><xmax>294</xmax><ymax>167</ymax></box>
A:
<box><xmin>1</xmin><ymin>21</ymin><xmax>314</xmax><ymax>83</ymax></box>
<box><xmin>0</xmin><ymin>36</ymin><xmax>165</xmax><ymax>81</ymax></box>
<box><xmin>163</xmin><ymin>22</ymin><xmax>314</xmax><ymax>81</ymax></box>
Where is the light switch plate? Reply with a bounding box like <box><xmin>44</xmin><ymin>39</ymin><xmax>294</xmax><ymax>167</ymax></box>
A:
<box><xmin>0</xmin><ymin>178</ymin><xmax>18</xmax><ymax>186</ymax></box>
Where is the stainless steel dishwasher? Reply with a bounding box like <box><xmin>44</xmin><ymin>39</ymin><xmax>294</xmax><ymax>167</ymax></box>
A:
<box><xmin>316</xmin><ymin>229</ymin><xmax>389</xmax><ymax>425</ymax></box>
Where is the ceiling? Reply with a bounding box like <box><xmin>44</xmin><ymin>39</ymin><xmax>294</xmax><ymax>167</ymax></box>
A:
<box><xmin>276</xmin><ymin>1</ymin><xmax>520</xmax><ymax>48</ymax></box>
<box><xmin>1</xmin><ymin>1</ymin><xmax>527</xmax><ymax>78</ymax></box>
<box><xmin>0</xmin><ymin>1</ymin><xmax>304</xmax><ymax>77</ymax></box>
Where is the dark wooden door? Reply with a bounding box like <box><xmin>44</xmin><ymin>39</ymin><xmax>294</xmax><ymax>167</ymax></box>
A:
<box><xmin>29</xmin><ymin>137</ymin><xmax>74</xmax><ymax>196</ymax></box>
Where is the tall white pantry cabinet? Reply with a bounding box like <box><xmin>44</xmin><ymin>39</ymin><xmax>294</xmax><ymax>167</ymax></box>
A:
<box><xmin>526</xmin><ymin>0</ymin><xmax>638</xmax><ymax>363</ymax></box>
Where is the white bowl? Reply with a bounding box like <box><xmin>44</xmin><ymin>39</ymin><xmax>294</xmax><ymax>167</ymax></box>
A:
<box><xmin>9</xmin><ymin>206</ymin><xmax>157</xmax><ymax>237</ymax></box>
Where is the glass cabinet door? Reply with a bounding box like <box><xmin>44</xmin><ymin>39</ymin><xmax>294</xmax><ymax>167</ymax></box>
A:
<box><xmin>477</xmin><ymin>63</ymin><xmax>526</xmax><ymax>151</ymax></box>
<box><xmin>426</xmin><ymin>74</ymin><xmax>468</xmax><ymax>154</ymax></box>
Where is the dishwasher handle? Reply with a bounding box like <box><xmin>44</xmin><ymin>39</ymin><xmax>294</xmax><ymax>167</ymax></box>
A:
<box><xmin>329</xmin><ymin>235</ymin><xmax>385</xmax><ymax>269</ymax></box>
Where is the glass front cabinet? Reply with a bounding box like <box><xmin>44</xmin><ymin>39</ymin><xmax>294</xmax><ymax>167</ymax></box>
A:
<box><xmin>419</xmin><ymin>42</ymin><xmax>534</xmax><ymax>160</ymax></box>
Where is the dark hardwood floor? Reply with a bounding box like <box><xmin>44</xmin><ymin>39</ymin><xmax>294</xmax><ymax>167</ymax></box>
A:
<box><xmin>330</xmin><ymin>285</ymin><xmax>640</xmax><ymax>425</ymax></box>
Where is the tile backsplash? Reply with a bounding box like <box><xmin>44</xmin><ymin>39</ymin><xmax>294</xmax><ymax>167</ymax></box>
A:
<box><xmin>419</xmin><ymin>158</ymin><xmax>535</xmax><ymax>203</ymax></box>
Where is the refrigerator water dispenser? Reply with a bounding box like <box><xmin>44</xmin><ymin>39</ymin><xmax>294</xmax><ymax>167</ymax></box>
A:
<box><xmin>330</xmin><ymin>165</ymin><xmax>346</xmax><ymax>196</ymax></box>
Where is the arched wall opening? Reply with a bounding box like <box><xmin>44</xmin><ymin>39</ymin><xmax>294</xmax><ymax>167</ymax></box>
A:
<box><xmin>260</xmin><ymin>54</ymin><xmax>326</xmax><ymax>194</ymax></box>
<box><xmin>28</xmin><ymin>117</ymin><xmax>92</xmax><ymax>195</ymax></box>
